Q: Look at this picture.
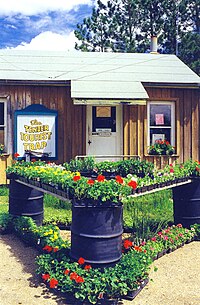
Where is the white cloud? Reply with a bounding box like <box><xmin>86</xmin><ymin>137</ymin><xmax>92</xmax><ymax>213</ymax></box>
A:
<box><xmin>0</xmin><ymin>0</ymin><xmax>93</xmax><ymax>16</ymax></box>
<box><xmin>14</xmin><ymin>31</ymin><xmax>78</xmax><ymax>51</ymax></box>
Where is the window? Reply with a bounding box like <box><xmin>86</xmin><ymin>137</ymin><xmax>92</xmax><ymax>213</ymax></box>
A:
<box><xmin>92</xmin><ymin>106</ymin><xmax>116</xmax><ymax>132</ymax></box>
<box><xmin>147</xmin><ymin>101</ymin><xmax>175</xmax><ymax>147</ymax></box>
<box><xmin>0</xmin><ymin>99</ymin><xmax>7</xmax><ymax>152</ymax></box>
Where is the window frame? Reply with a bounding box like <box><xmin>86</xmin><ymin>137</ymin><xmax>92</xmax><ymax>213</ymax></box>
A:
<box><xmin>0</xmin><ymin>98</ymin><xmax>8</xmax><ymax>153</ymax></box>
<box><xmin>147</xmin><ymin>100</ymin><xmax>175</xmax><ymax>149</ymax></box>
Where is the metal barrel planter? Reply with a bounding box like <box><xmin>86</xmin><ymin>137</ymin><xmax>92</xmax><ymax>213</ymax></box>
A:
<box><xmin>9</xmin><ymin>179</ymin><xmax>44</xmax><ymax>226</ymax></box>
<box><xmin>173</xmin><ymin>178</ymin><xmax>200</xmax><ymax>228</ymax></box>
<box><xmin>70</xmin><ymin>201</ymin><xmax>123</xmax><ymax>267</ymax></box>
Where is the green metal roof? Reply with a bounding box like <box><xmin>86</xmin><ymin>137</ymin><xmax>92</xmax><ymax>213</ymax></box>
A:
<box><xmin>0</xmin><ymin>50</ymin><xmax>199</xmax><ymax>100</ymax></box>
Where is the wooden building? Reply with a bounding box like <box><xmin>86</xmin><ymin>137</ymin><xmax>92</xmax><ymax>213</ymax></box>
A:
<box><xmin>0</xmin><ymin>50</ymin><xmax>200</xmax><ymax>183</ymax></box>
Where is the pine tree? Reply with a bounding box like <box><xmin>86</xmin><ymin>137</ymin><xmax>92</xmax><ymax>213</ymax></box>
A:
<box><xmin>74</xmin><ymin>0</ymin><xmax>200</xmax><ymax>74</ymax></box>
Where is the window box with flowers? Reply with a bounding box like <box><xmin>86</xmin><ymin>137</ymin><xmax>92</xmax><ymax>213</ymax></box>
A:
<box><xmin>148</xmin><ymin>140</ymin><xmax>175</xmax><ymax>156</ymax></box>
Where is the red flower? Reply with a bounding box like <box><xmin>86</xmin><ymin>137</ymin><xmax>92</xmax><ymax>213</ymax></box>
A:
<box><xmin>170</xmin><ymin>168</ymin><xmax>174</xmax><ymax>173</ymax></box>
<box><xmin>31</xmin><ymin>158</ymin><xmax>36</xmax><ymax>162</ymax></box>
<box><xmin>134</xmin><ymin>245</ymin><xmax>142</xmax><ymax>252</ymax></box>
<box><xmin>43</xmin><ymin>245</ymin><xmax>53</xmax><ymax>252</ymax></box>
<box><xmin>14</xmin><ymin>153</ymin><xmax>20</xmax><ymax>158</ymax></box>
<box><xmin>97</xmin><ymin>175</ymin><xmax>105</xmax><ymax>182</ymax></box>
<box><xmin>128</xmin><ymin>180</ymin><xmax>137</xmax><ymax>189</ymax></box>
<box><xmin>70</xmin><ymin>272</ymin><xmax>78</xmax><ymax>280</ymax></box>
<box><xmin>49</xmin><ymin>278</ymin><xmax>58</xmax><ymax>289</ymax></box>
<box><xmin>75</xmin><ymin>276</ymin><xmax>85</xmax><ymax>283</ymax></box>
<box><xmin>78</xmin><ymin>257</ymin><xmax>85</xmax><ymax>265</ymax></box>
<box><xmin>87</xmin><ymin>179</ymin><xmax>95</xmax><ymax>185</ymax></box>
<box><xmin>53</xmin><ymin>247</ymin><xmax>59</xmax><ymax>252</ymax></box>
<box><xmin>115</xmin><ymin>175</ymin><xmax>124</xmax><ymax>184</ymax></box>
<box><xmin>84</xmin><ymin>265</ymin><xmax>92</xmax><ymax>270</ymax></box>
<box><xmin>98</xmin><ymin>292</ymin><xmax>104</xmax><ymax>299</ymax></box>
<box><xmin>151</xmin><ymin>237</ymin><xmax>157</xmax><ymax>242</ymax></box>
<box><xmin>73</xmin><ymin>175</ymin><xmax>81</xmax><ymax>181</ymax></box>
<box><xmin>42</xmin><ymin>273</ymin><xmax>50</xmax><ymax>281</ymax></box>
<box><xmin>177</xmin><ymin>223</ymin><xmax>182</xmax><ymax>228</ymax></box>
<box><xmin>64</xmin><ymin>269</ymin><xmax>70</xmax><ymax>275</ymax></box>
<box><xmin>123</xmin><ymin>239</ymin><xmax>133</xmax><ymax>249</ymax></box>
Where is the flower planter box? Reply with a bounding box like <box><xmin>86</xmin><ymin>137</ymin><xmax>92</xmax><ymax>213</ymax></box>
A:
<box><xmin>157</xmin><ymin>251</ymin><xmax>164</xmax><ymax>259</ymax></box>
<box><xmin>17</xmin><ymin>176</ymin><xmax>29</xmax><ymax>184</ymax></box>
<box><xmin>167</xmin><ymin>247</ymin><xmax>176</xmax><ymax>254</ymax></box>
<box><xmin>98</xmin><ymin>298</ymin><xmax>119</xmax><ymax>305</ymax></box>
<box><xmin>122</xmin><ymin>286</ymin><xmax>141</xmax><ymax>300</ymax></box>
<box><xmin>122</xmin><ymin>278</ymin><xmax>149</xmax><ymax>301</ymax></box>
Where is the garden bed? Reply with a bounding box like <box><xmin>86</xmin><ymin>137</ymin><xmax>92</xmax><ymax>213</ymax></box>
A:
<box><xmin>1</xmin><ymin>214</ymin><xmax>199</xmax><ymax>305</ymax></box>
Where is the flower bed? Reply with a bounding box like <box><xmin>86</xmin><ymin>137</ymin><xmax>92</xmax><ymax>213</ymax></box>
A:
<box><xmin>1</xmin><ymin>215</ymin><xmax>198</xmax><ymax>304</ymax></box>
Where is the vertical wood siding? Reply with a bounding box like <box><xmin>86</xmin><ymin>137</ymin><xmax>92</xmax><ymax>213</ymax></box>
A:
<box><xmin>0</xmin><ymin>84</ymin><xmax>86</xmax><ymax>164</ymax></box>
<box><xmin>124</xmin><ymin>87</ymin><xmax>200</xmax><ymax>166</ymax></box>
<box><xmin>0</xmin><ymin>84</ymin><xmax>199</xmax><ymax>169</ymax></box>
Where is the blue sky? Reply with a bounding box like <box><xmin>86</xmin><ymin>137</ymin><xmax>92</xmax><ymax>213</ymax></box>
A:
<box><xmin>0</xmin><ymin>0</ymin><xmax>102</xmax><ymax>50</ymax></box>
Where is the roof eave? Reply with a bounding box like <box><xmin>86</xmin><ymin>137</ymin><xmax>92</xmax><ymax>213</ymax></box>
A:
<box><xmin>143</xmin><ymin>82</ymin><xmax>200</xmax><ymax>89</ymax></box>
<box><xmin>0</xmin><ymin>79</ymin><xmax>71</xmax><ymax>86</ymax></box>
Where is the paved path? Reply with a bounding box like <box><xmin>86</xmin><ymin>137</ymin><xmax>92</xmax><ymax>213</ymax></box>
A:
<box><xmin>0</xmin><ymin>234</ymin><xmax>200</xmax><ymax>305</ymax></box>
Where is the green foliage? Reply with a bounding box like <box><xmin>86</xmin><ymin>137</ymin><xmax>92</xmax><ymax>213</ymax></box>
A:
<box><xmin>148</xmin><ymin>139</ymin><xmax>175</xmax><ymax>156</ymax></box>
<box><xmin>191</xmin><ymin>223</ymin><xmax>200</xmax><ymax>240</ymax></box>
<box><xmin>178</xmin><ymin>32</ymin><xmax>200</xmax><ymax>75</ymax></box>
<box><xmin>72</xmin><ymin>175</ymin><xmax>133</xmax><ymax>203</ymax></box>
<box><xmin>64</xmin><ymin>157</ymin><xmax>96</xmax><ymax>173</ymax></box>
<box><xmin>12</xmin><ymin>216</ymin><xmax>70</xmax><ymax>251</ymax></box>
<box><xmin>74</xmin><ymin>0</ymin><xmax>200</xmax><ymax>75</ymax></box>
<box><xmin>123</xmin><ymin>190</ymin><xmax>174</xmax><ymax>241</ymax></box>
<box><xmin>0</xmin><ymin>213</ymin><xmax>13</xmax><ymax>233</ymax></box>
<box><xmin>43</xmin><ymin>194</ymin><xmax>72</xmax><ymax>225</ymax></box>
<box><xmin>0</xmin><ymin>186</ymin><xmax>9</xmax><ymax>196</ymax></box>
<box><xmin>36</xmin><ymin>245</ymin><xmax>151</xmax><ymax>303</ymax></box>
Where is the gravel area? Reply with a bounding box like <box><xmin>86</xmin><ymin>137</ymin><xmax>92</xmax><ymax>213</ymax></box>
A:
<box><xmin>0</xmin><ymin>233</ymin><xmax>200</xmax><ymax>305</ymax></box>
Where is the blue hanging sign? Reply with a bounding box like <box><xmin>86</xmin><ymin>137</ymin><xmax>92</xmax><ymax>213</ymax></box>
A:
<box><xmin>14</xmin><ymin>104</ymin><xmax>58</xmax><ymax>160</ymax></box>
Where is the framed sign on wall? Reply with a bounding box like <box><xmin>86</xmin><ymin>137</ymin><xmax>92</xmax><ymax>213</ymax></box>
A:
<box><xmin>14</xmin><ymin>104</ymin><xmax>58</xmax><ymax>160</ymax></box>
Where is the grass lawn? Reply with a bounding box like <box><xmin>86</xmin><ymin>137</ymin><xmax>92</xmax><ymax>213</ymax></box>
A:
<box><xmin>0</xmin><ymin>185</ymin><xmax>174</xmax><ymax>238</ymax></box>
